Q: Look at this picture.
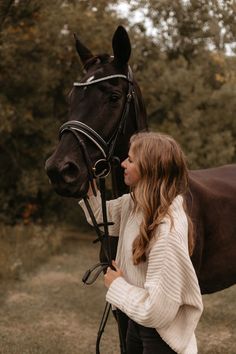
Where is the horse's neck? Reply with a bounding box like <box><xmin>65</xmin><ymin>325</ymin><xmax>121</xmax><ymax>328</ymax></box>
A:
<box><xmin>112</xmin><ymin>91</ymin><xmax>148</xmax><ymax>197</ymax></box>
<box><xmin>111</xmin><ymin>164</ymin><xmax>128</xmax><ymax>197</ymax></box>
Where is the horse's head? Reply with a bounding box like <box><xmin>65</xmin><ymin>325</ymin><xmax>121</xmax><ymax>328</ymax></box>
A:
<box><xmin>45</xmin><ymin>26</ymin><xmax>147</xmax><ymax>198</ymax></box>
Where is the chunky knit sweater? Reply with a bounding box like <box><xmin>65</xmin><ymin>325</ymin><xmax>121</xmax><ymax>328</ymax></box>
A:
<box><xmin>79</xmin><ymin>192</ymin><xmax>203</xmax><ymax>354</ymax></box>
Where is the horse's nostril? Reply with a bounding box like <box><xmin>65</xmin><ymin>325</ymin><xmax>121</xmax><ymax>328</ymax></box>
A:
<box><xmin>46</xmin><ymin>159</ymin><xmax>80</xmax><ymax>185</ymax></box>
<box><xmin>61</xmin><ymin>161</ymin><xmax>80</xmax><ymax>183</ymax></box>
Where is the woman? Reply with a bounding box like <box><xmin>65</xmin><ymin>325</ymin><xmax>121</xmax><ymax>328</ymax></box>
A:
<box><xmin>79</xmin><ymin>132</ymin><xmax>203</xmax><ymax>354</ymax></box>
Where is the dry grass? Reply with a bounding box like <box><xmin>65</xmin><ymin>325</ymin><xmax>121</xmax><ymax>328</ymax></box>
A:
<box><xmin>0</xmin><ymin>228</ymin><xmax>235</xmax><ymax>354</ymax></box>
<box><xmin>0</xmin><ymin>224</ymin><xmax>66</xmax><ymax>279</ymax></box>
<box><xmin>197</xmin><ymin>286</ymin><xmax>236</xmax><ymax>354</ymax></box>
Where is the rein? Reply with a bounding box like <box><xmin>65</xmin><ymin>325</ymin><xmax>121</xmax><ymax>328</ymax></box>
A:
<box><xmin>59</xmin><ymin>67</ymin><xmax>138</xmax><ymax>354</ymax></box>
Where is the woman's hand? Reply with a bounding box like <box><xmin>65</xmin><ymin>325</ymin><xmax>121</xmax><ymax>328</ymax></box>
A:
<box><xmin>87</xmin><ymin>180</ymin><xmax>98</xmax><ymax>196</ymax></box>
<box><xmin>104</xmin><ymin>261</ymin><xmax>123</xmax><ymax>289</ymax></box>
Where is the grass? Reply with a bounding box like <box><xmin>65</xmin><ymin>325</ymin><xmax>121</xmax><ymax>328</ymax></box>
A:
<box><xmin>0</xmin><ymin>227</ymin><xmax>235</xmax><ymax>353</ymax></box>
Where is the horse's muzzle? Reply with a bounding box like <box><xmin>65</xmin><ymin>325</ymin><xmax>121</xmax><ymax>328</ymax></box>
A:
<box><xmin>45</xmin><ymin>157</ymin><xmax>87</xmax><ymax>197</ymax></box>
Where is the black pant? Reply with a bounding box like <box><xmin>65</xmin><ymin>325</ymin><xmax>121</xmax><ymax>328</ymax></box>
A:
<box><xmin>126</xmin><ymin>319</ymin><xmax>177</xmax><ymax>354</ymax></box>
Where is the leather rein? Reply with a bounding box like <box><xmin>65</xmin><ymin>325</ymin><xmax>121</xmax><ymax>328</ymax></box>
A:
<box><xmin>59</xmin><ymin>67</ymin><xmax>138</xmax><ymax>354</ymax></box>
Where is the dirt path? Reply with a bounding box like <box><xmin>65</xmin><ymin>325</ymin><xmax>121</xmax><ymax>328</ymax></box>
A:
<box><xmin>0</xmin><ymin>232</ymin><xmax>235</xmax><ymax>354</ymax></box>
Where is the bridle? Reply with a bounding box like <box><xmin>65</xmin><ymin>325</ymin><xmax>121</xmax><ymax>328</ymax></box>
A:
<box><xmin>59</xmin><ymin>67</ymin><xmax>138</xmax><ymax>183</ymax></box>
<box><xmin>59</xmin><ymin>66</ymin><xmax>139</xmax><ymax>354</ymax></box>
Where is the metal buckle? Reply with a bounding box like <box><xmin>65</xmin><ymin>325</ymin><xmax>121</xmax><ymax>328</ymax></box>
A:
<box><xmin>93</xmin><ymin>159</ymin><xmax>111</xmax><ymax>178</ymax></box>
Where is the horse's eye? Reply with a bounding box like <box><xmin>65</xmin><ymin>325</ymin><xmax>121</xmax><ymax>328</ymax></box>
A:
<box><xmin>110</xmin><ymin>93</ymin><xmax>121</xmax><ymax>102</ymax></box>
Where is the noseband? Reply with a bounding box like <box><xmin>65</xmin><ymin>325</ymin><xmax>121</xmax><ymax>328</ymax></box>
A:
<box><xmin>59</xmin><ymin>67</ymin><xmax>137</xmax><ymax>179</ymax></box>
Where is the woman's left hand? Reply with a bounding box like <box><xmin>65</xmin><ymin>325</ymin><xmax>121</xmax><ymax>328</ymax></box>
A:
<box><xmin>104</xmin><ymin>260</ymin><xmax>123</xmax><ymax>288</ymax></box>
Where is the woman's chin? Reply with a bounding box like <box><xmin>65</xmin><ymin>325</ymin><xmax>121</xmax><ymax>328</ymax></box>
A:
<box><xmin>124</xmin><ymin>177</ymin><xmax>130</xmax><ymax>186</ymax></box>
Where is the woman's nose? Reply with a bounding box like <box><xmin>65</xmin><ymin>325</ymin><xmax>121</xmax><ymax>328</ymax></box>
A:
<box><xmin>121</xmin><ymin>158</ymin><xmax>127</xmax><ymax>168</ymax></box>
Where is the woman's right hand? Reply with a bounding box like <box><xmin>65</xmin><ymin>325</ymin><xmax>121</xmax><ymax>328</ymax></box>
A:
<box><xmin>87</xmin><ymin>180</ymin><xmax>98</xmax><ymax>196</ymax></box>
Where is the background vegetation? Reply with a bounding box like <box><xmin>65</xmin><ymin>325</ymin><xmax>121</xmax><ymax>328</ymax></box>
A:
<box><xmin>0</xmin><ymin>0</ymin><xmax>235</xmax><ymax>225</ymax></box>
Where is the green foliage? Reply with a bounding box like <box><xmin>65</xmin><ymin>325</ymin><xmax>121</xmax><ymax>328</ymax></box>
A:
<box><xmin>0</xmin><ymin>0</ymin><xmax>235</xmax><ymax>223</ymax></box>
<box><xmin>129</xmin><ymin>0</ymin><xmax>236</xmax><ymax>168</ymax></box>
<box><xmin>144</xmin><ymin>52</ymin><xmax>236</xmax><ymax>168</ymax></box>
<box><xmin>0</xmin><ymin>0</ymin><xmax>125</xmax><ymax>223</ymax></box>
<box><xmin>132</xmin><ymin>0</ymin><xmax>236</xmax><ymax>56</ymax></box>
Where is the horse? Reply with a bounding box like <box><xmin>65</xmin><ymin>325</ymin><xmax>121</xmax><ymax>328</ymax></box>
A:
<box><xmin>188</xmin><ymin>165</ymin><xmax>236</xmax><ymax>293</ymax></box>
<box><xmin>45</xmin><ymin>24</ymin><xmax>236</xmax><ymax>350</ymax></box>
<box><xmin>45</xmin><ymin>26</ymin><xmax>147</xmax><ymax>201</ymax></box>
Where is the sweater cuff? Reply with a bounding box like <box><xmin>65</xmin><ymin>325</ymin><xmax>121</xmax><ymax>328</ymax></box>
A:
<box><xmin>106</xmin><ymin>276</ymin><xmax>133</xmax><ymax>311</ymax></box>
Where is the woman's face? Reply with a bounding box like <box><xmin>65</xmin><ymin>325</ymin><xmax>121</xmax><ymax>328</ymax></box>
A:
<box><xmin>121</xmin><ymin>147</ymin><xmax>140</xmax><ymax>187</ymax></box>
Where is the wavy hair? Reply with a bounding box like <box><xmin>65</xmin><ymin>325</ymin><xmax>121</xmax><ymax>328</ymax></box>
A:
<box><xmin>130</xmin><ymin>132</ymin><xmax>194</xmax><ymax>265</ymax></box>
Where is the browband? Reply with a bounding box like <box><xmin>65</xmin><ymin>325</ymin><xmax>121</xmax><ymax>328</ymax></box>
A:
<box><xmin>73</xmin><ymin>74</ymin><xmax>131</xmax><ymax>87</ymax></box>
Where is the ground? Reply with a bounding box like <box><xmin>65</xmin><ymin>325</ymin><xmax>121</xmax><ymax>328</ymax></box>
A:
<box><xmin>0</xmin><ymin>231</ymin><xmax>235</xmax><ymax>354</ymax></box>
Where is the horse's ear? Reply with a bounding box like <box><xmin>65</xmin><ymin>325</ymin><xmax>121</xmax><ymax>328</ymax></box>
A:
<box><xmin>112</xmin><ymin>26</ymin><xmax>131</xmax><ymax>66</ymax></box>
<box><xmin>74</xmin><ymin>33</ymin><xmax>93</xmax><ymax>66</ymax></box>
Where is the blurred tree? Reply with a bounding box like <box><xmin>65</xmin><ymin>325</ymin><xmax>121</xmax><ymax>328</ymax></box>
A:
<box><xmin>128</xmin><ymin>0</ymin><xmax>236</xmax><ymax>168</ymax></box>
<box><xmin>131</xmin><ymin>0</ymin><xmax>236</xmax><ymax>58</ymax></box>
<box><xmin>0</xmin><ymin>0</ymin><xmax>14</xmax><ymax>29</ymax></box>
<box><xmin>143</xmin><ymin>51</ymin><xmax>236</xmax><ymax>168</ymax></box>
<box><xmin>0</xmin><ymin>0</ymin><xmax>129</xmax><ymax>223</ymax></box>
<box><xmin>0</xmin><ymin>0</ymin><xmax>235</xmax><ymax>223</ymax></box>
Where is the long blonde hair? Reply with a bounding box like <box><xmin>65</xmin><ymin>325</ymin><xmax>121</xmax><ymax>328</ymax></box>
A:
<box><xmin>130</xmin><ymin>132</ymin><xmax>194</xmax><ymax>265</ymax></box>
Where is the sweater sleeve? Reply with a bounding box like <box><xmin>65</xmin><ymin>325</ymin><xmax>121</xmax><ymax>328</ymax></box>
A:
<box><xmin>78</xmin><ymin>192</ymin><xmax>131</xmax><ymax>236</ymax></box>
<box><xmin>106</xmin><ymin>220</ymin><xmax>203</xmax><ymax>329</ymax></box>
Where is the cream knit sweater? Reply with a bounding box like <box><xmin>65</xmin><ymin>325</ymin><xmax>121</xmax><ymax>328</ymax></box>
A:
<box><xmin>79</xmin><ymin>192</ymin><xmax>203</xmax><ymax>354</ymax></box>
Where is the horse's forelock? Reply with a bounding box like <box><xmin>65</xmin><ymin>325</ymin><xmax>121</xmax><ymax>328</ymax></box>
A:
<box><xmin>83</xmin><ymin>54</ymin><xmax>112</xmax><ymax>71</ymax></box>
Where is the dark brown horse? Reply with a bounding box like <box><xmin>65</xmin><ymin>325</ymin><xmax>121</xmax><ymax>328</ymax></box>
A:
<box><xmin>45</xmin><ymin>26</ymin><xmax>236</xmax><ymax>294</ymax></box>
